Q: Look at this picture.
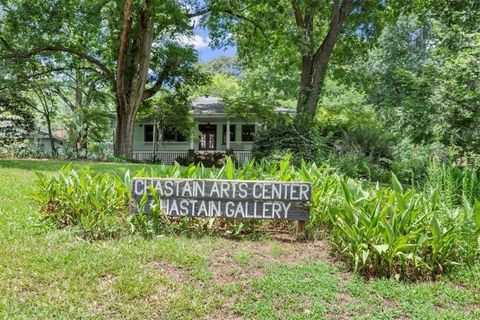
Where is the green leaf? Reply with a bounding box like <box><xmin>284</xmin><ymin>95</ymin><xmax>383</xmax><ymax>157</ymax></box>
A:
<box><xmin>225</xmin><ymin>156</ymin><xmax>234</xmax><ymax>180</ymax></box>
<box><xmin>361</xmin><ymin>249</ymin><xmax>369</xmax><ymax>264</ymax></box>
<box><xmin>373</xmin><ymin>244</ymin><xmax>389</xmax><ymax>255</ymax></box>
<box><xmin>391</xmin><ymin>173</ymin><xmax>403</xmax><ymax>195</ymax></box>
<box><xmin>431</xmin><ymin>217</ymin><xmax>441</xmax><ymax>244</ymax></box>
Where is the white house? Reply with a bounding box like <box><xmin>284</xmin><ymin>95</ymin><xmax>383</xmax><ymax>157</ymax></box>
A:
<box><xmin>131</xmin><ymin>96</ymin><xmax>294</xmax><ymax>163</ymax></box>
<box><xmin>25</xmin><ymin>129</ymin><xmax>64</xmax><ymax>156</ymax></box>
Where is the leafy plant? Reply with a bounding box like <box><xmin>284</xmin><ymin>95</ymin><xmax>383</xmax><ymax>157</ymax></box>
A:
<box><xmin>33</xmin><ymin>156</ymin><xmax>480</xmax><ymax>280</ymax></box>
<box><xmin>252</xmin><ymin>116</ymin><xmax>326</xmax><ymax>165</ymax></box>
<box><xmin>33</xmin><ymin>166</ymin><xmax>131</xmax><ymax>239</ymax></box>
<box><xmin>324</xmin><ymin>173</ymin><xmax>480</xmax><ymax>279</ymax></box>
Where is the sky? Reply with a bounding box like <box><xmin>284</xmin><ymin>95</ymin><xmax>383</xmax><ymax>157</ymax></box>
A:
<box><xmin>178</xmin><ymin>11</ymin><xmax>236</xmax><ymax>62</ymax></box>
<box><xmin>194</xmin><ymin>26</ymin><xmax>236</xmax><ymax>62</ymax></box>
<box><xmin>177</xmin><ymin>0</ymin><xmax>237</xmax><ymax>62</ymax></box>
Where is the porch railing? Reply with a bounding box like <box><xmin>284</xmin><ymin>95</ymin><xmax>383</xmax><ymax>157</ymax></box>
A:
<box><xmin>132</xmin><ymin>150</ymin><xmax>253</xmax><ymax>164</ymax></box>
<box><xmin>233</xmin><ymin>151</ymin><xmax>253</xmax><ymax>163</ymax></box>
<box><xmin>132</xmin><ymin>151</ymin><xmax>188</xmax><ymax>164</ymax></box>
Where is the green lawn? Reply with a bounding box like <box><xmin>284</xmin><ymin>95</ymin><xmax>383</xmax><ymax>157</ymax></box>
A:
<box><xmin>0</xmin><ymin>159</ymin><xmax>479</xmax><ymax>319</ymax></box>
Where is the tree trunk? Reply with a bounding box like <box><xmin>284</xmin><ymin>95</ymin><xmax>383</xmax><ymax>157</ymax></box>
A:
<box><xmin>152</xmin><ymin>122</ymin><xmax>157</xmax><ymax>162</ymax></box>
<box><xmin>303</xmin><ymin>29</ymin><xmax>340</xmax><ymax>115</ymax></box>
<box><xmin>84</xmin><ymin>124</ymin><xmax>89</xmax><ymax>159</ymax></box>
<box><xmin>113</xmin><ymin>0</ymin><xmax>155</xmax><ymax>159</ymax></box>
<box><xmin>45</xmin><ymin>115</ymin><xmax>57</xmax><ymax>158</ymax></box>
<box><xmin>297</xmin><ymin>55</ymin><xmax>314</xmax><ymax>113</ymax></box>
<box><xmin>296</xmin><ymin>46</ymin><xmax>337</xmax><ymax>117</ymax></box>
<box><xmin>295</xmin><ymin>0</ymin><xmax>355</xmax><ymax>117</ymax></box>
<box><xmin>114</xmin><ymin>100</ymin><xmax>136</xmax><ymax>159</ymax></box>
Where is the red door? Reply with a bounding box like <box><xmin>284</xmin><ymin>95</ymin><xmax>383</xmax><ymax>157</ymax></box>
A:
<box><xmin>199</xmin><ymin>124</ymin><xmax>217</xmax><ymax>150</ymax></box>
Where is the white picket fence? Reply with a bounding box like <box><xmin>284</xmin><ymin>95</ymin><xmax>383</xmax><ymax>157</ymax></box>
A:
<box><xmin>132</xmin><ymin>150</ymin><xmax>253</xmax><ymax>164</ymax></box>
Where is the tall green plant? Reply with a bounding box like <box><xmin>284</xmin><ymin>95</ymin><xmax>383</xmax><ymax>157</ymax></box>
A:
<box><xmin>34</xmin><ymin>166</ymin><xmax>131</xmax><ymax>239</ymax></box>
<box><xmin>325</xmin><ymin>173</ymin><xmax>480</xmax><ymax>278</ymax></box>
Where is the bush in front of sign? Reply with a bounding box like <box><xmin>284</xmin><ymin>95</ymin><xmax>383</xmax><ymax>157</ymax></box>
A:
<box><xmin>323</xmin><ymin>173</ymin><xmax>480</xmax><ymax>280</ymax></box>
<box><xmin>33</xmin><ymin>166</ymin><xmax>131</xmax><ymax>239</ymax></box>
<box><xmin>129</xmin><ymin>185</ymin><xmax>264</xmax><ymax>238</ymax></box>
<box><xmin>31</xmin><ymin>156</ymin><xmax>480</xmax><ymax>280</ymax></box>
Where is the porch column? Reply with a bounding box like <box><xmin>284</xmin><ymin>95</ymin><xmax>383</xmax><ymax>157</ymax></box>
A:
<box><xmin>190</xmin><ymin>132</ymin><xmax>194</xmax><ymax>150</ymax></box>
<box><xmin>188</xmin><ymin>130</ymin><xmax>195</xmax><ymax>164</ymax></box>
<box><xmin>226</xmin><ymin>120</ymin><xmax>233</xmax><ymax>156</ymax></box>
<box><xmin>226</xmin><ymin>120</ymin><xmax>231</xmax><ymax>150</ymax></box>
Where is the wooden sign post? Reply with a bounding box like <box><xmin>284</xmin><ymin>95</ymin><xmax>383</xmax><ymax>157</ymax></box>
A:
<box><xmin>130</xmin><ymin>178</ymin><xmax>311</xmax><ymax>237</ymax></box>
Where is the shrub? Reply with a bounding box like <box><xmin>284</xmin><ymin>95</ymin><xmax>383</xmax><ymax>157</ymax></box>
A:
<box><xmin>0</xmin><ymin>108</ymin><xmax>28</xmax><ymax>158</ymax></box>
<box><xmin>425</xmin><ymin>158</ymin><xmax>480</xmax><ymax>208</ymax></box>
<box><xmin>329</xmin><ymin>150</ymin><xmax>391</xmax><ymax>182</ymax></box>
<box><xmin>323</xmin><ymin>173</ymin><xmax>480</xmax><ymax>279</ymax></box>
<box><xmin>32</xmin><ymin>157</ymin><xmax>480</xmax><ymax>280</ymax></box>
<box><xmin>390</xmin><ymin>140</ymin><xmax>432</xmax><ymax>185</ymax></box>
<box><xmin>253</xmin><ymin>116</ymin><xmax>327</xmax><ymax>165</ymax></box>
<box><xmin>34</xmin><ymin>166</ymin><xmax>131</xmax><ymax>239</ymax></box>
<box><xmin>323</xmin><ymin>124</ymin><xmax>397</xmax><ymax>183</ymax></box>
<box><xmin>337</xmin><ymin>125</ymin><xmax>395</xmax><ymax>163</ymax></box>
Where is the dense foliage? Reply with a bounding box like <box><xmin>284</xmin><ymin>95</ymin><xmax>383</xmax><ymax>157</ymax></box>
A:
<box><xmin>2</xmin><ymin>0</ymin><xmax>480</xmax><ymax>285</ymax></box>
<box><xmin>34</xmin><ymin>166</ymin><xmax>131</xmax><ymax>239</ymax></box>
<box><xmin>35</xmin><ymin>157</ymin><xmax>480</xmax><ymax>280</ymax></box>
<box><xmin>0</xmin><ymin>107</ymin><xmax>28</xmax><ymax>157</ymax></box>
<box><xmin>252</xmin><ymin>116</ymin><xmax>324</xmax><ymax>165</ymax></box>
<box><xmin>0</xmin><ymin>0</ymin><xmax>207</xmax><ymax>158</ymax></box>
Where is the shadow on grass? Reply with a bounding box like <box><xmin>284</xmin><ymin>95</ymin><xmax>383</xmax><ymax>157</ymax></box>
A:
<box><xmin>0</xmin><ymin>159</ymin><xmax>162</xmax><ymax>175</ymax></box>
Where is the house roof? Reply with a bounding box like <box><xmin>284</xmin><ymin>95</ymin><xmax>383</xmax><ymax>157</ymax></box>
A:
<box><xmin>191</xmin><ymin>96</ymin><xmax>226</xmax><ymax>115</ymax></box>
<box><xmin>190</xmin><ymin>96</ymin><xmax>296</xmax><ymax>115</ymax></box>
<box><xmin>25</xmin><ymin>130</ymin><xmax>62</xmax><ymax>141</ymax></box>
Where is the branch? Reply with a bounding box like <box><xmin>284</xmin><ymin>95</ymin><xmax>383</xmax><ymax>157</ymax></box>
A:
<box><xmin>0</xmin><ymin>67</ymin><xmax>66</xmax><ymax>91</ymax></box>
<box><xmin>186</xmin><ymin>7</ymin><xmax>210</xmax><ymax>18</ymax></box>
<box><xmin>291</xmin><ymin>1</ymin><xmax>304</xmax><ymax>28</ymax></box>
<box><xmin>0</xmin><ymin>37</ymin><xmax>14</xmax><ymax>51</ymax></box>
<box><xmin>220</xmin><ymin>7</ymin><xmax>264</xmax><ymax>33</ymax></box>
<box><xmin>0</xmin><ymin>66</ymin><xmax>96</xmax><ymax>92</ymax></box>
<box><xmin>29</xmin><ymin>83</ymin><xmax>49</xmax><ymax>116</ymax></box>
<box><xmin>52</xmin><ymin>86</ymin><xmax>76</xmax><ymax>111</ymax></box>
<box><xmin>142</xmin><ymin>62</ymin><xmax>176</xmax><ymax>101</ymax></box>
<box><xmin>189</xmin><ymin>2</ymin><xmax>267</xmax><ymax>38</ymax></box>
<box><xmin>312</xmin><ymin>0</ymin><xmax>355</xmax><ymax>61</ymax></box>
<box><xmin>1</xmin><ymin>39</ymin><xmax>114</xmax><ymax>82</ymax></box>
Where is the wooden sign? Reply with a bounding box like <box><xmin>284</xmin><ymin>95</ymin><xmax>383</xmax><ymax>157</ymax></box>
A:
<box><xmin>130</xmin><ymin>178</ymin><xmax>311</xmax><ymax>221</ymax></box>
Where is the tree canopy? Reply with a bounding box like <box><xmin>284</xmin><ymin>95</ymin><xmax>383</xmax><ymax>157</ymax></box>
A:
<box><xmin>1</xmin><ymin>0</ymin><xmax>479</xmax><ymax>164</ymax></box>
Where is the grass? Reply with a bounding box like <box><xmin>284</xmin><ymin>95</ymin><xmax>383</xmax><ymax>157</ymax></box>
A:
<box><xmin>0</xmin><ymin>159</ymin><xmax>479</xmax><ymax>319</ymax></box>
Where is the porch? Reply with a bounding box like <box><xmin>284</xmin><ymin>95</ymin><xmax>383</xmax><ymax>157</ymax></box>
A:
<box><xmin>132</xmin><ymin>150</ymin><xmax>253</xmax><ymax>164</ymax></box>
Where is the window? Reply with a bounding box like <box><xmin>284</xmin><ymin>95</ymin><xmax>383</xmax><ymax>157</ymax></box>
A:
<box><xmin>144</xmin><ymin>124</ymin><xmax>154</xmax><ymax>142</ymax></box>
<box><xmin>222</xmin><ymin>124</ymin><xmax>236</xmax><ymax>145</ymax></box>
<box><xmin>241</xmin><ymin>124</ymin><xmax>255</xmax><ymax>142</ymax></box>
<box><xmin>163</xmin><ymin>128</ymin><xmax>186</xmax><ymax>142</ymax></box>
<box><xmin>144</xmin><ymin>125</ymin><xmax>186</xmax><ymax>142</ymax></box>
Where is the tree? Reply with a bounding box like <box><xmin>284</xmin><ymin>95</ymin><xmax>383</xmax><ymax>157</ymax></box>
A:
<box><xmin>350</xmin><ymin>5</ymin><xmax>480</xmax><ymax>154</ymax></box>
<box><xmin>1</xmin><ymin>0</ymin><xmax>207</xmax><ymax>159</ymax></box>
<box><xmin>0</xmin><ymin>53</ymin><xmax>37</xmax><ymax>133</ymax></box>
<box><xmin>206</xmin><ymin>0</ymin><xmax>398</xmax><ymax>117</ymax></box>
<box><xmin>53</xmin><ymin>66</ymin><xmax>113</xmax><ymax>158</ymax></box>
<box><xmin>29</xmin><ymin>79</ymin><xmax>59</xmax><ymax>157</ymax></box>
<box><xmin>137</xmin><ymin>93</ymin><xmax>193</xmax><ymax>162</ymax></box>
<box><xmin>0</xmin><ymin>88</ymin><xmax>35</xmax><ymax>134</ymax></box>
<box><xmin>353</xmin><ymin>14</ymin><xmax>437</xmax><ymax>143</ymax></box>
<box><xmin>202</xmin><ymin>56</ymin><xmax>241</xmax><ymax>76</ymax></box>
<box><xmin>0</xmin><ymin>107</ymin><xmax>28</xmax><ymax>157</ymax></box>
<box><xmin>192</xmin><ymin>73</ymin><xmax>240</xmax><ymax>99</ymax></box>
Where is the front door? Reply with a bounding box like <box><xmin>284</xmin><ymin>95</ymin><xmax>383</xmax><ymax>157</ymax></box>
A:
<box><xmin>199</xmin><ymin>124</ymin><xmax>217</xmax><ymax>150</ymax></box>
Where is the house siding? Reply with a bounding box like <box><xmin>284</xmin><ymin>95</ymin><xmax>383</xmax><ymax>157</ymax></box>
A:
<box><xmin>133</xmin><ymin>123</ymin><xmax>190</xmax><ymax>152</ymax></box>
<box><xmin>133</xmin><ymin>119</ymin><xmax>255</xmax><ymax>152</ymax></box>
